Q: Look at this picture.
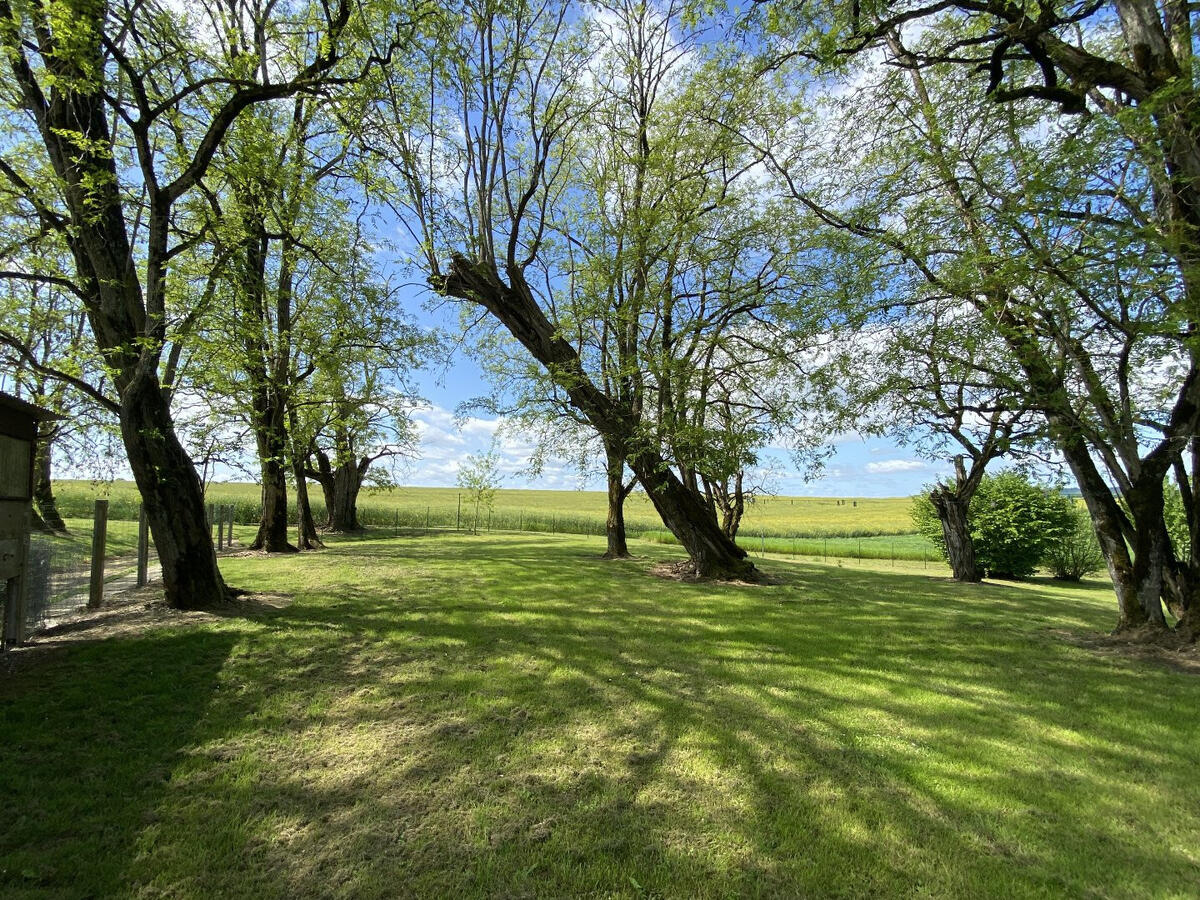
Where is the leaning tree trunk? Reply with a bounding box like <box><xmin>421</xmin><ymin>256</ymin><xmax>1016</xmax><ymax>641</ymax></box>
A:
<box><xmin>602</xmin><ymin>441</ymin><xmax>631</xmax><ymax>559</ymax></box>
<box><xmin>929</xmin><ymin>486</ymin><xmax>979</xmax><ymax>582</ymax></box>
<box><xmin>1061</xmin><ymin>433</ymin><xmax>1149</xmax><ymax>630</ymax></box>
<box><xmin>33</xmin><ymin>425</ymin><xmax>68</xmax><ymax>533</ymax></box>
<box><xmin>435</xmin><ymin>255</ymin><xmax>756</xmax><ymax>580</ymax></box>
<box><xmin>12</xmin><ymin>27</ymin><xmax>230</xmax><ymax>610</ymax></box>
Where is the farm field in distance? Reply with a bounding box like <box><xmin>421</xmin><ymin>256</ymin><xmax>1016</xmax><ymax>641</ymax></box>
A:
<box><xmin>51</xmin><ymin>480</ymin><xmax>922</xmax><ymax>539</ymax></box>
<box><xmin>1</xmin><ymin>531</ymin><xmax>1195</xmax><ymax>898</ymax></box>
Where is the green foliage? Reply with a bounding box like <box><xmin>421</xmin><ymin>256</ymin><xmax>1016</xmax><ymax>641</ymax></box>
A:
<box><xmin>912</xmin><ymin>473</ymin><xmax>1076</xmax><ymax>579</ymax></box>
<box><xmin>1043</xmin><ymin>506</ymin><xmax>1105</xmax><ymax>582</ymax></box>
<box><xmin>910</xmin><ymin>492</ymin><xmax>946</xmax><ymax>556</ymax></box>
<box><xmin>1164</xmin><ymin>484</ymin><xmax>1190</xmax><ymax>560</ymax></box>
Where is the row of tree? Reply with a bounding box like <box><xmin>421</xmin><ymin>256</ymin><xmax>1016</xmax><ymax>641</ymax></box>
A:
<box><xmin>0</xmin><ymin>1</ymin><xmax>1196</xmax><ymax>641</ymax></box>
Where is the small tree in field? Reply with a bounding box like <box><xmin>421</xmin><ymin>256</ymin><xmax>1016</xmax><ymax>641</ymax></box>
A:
<box><xmin>457</xmin><ymin>451</ymin><xmax>501</xmax><ymax>535</ymax></box>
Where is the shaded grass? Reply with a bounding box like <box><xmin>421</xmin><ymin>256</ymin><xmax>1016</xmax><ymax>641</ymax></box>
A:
<box><xmin>2</xmin><ymin>533</ymin><xmax>1197</xmax><ymax>898</ymax></box>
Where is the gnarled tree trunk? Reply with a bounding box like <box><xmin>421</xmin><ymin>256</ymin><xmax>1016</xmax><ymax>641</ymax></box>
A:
<box><xmin>123</xmin><ymin>372</ymin><xmax>230</xmax><ymax>608</ymax></box>
<box><xmin>930</xmin><ymin>485</ymin><xmax>978</xmax><ymax>582</ymax></box>
<box><xmin>309</xmin><ymin>447</ymin><xmax>369</xmax><ymax>532</ymax></box>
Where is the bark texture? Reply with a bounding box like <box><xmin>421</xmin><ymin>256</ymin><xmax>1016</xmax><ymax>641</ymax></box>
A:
<box><xmin>309</xmin><ymin>446</ymin><xmax>369</xmax><ymax>532</ymax></box>
<box><xmin>930</xmin><ymin>486</ymin><xmax>979</xmax><ymax>582</ymax></box>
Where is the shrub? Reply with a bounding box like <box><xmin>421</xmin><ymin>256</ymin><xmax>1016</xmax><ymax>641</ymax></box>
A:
<box><xmin>911</xmin><ymin>472</ymin><xmax>1076</xmax><ymax>579</ymax></box>
<box><xmin>1043</xmin><ymin>507</ymin><xmax>1105</xmax><ymax>581</ymax></box>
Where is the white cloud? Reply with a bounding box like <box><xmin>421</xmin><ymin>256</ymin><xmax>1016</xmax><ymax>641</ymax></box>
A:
<box><xmin>864</xmin><ymin>459</ymin><xmax>928</xmax><ymax>474</ymax></box>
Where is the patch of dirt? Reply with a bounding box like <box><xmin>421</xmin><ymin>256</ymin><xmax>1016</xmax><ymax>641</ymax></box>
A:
<box><xmin>1051</xmin><ymin>627</ymin><xmax>1200</xmax><ymax>675</ymax></box>
<box><xmin>1</xmin><ymin>586</ymin><xmax>293</xmax><ymax>674</ymax></box>
<box><xmin>648</xmin><ymin>560</ymin><xmax>780</xmax><ymax>586</ymax></box>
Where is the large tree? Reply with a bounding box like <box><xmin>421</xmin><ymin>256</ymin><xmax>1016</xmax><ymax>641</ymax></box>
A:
<box><xmin>0</xmin><ymin>0</ymin><xmax>394</xmax><ymax>606</ymax></box>
<box><xmin>756</xmin><ymin>6</ymin><xmax>1200</xmax><ymax>631</ymax></box>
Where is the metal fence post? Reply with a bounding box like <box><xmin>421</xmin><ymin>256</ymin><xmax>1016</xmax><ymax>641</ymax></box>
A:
<box><xmin>137</xmin><ymin>504</ymin><xmax>149</xmax><ymax>587</ymax></box>
<box><xmin>88</xmin><ymin>499</ymin><xmax>108</xmax><ymax>609</ymax></box>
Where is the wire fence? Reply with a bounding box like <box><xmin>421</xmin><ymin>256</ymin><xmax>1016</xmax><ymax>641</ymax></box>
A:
<box><xmin>25</xmin><ymin>530</ymin><xmax>94</xmax><ymax>632</ymax></box>
<box><xmin>19</xmin><ymin>507</ymin><xmax>161</xmax><ymax>637</ymax></box>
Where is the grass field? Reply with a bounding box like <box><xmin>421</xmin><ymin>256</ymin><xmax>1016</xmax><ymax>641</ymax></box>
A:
<box><xmin>2</xmin><ymin>532</ymin><xmax>1196</xmax><ymax>898</ymax></box>
<box><xmin>51</xmin><ymin>480</ymin><xmax>920</xmax><ymax>539</ymax></box>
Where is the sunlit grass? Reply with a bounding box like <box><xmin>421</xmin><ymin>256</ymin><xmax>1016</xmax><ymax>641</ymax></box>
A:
<box><xmin>2</xmin><ymin>533</ymin><xmax>1196</xmax><ymax>898</ymax></box>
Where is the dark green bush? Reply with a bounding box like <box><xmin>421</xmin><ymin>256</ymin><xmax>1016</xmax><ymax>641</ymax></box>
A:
<box><xmin>911</xmin><ymin>472</ymin><xmax>1076</xmax><ymax>579</ymax></box>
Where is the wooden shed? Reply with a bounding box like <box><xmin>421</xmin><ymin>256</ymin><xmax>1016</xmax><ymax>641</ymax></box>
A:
<box><xmin>1</xmin><ymin>392</ymin><xmax>58</xmax><ymax>646</ymax></box>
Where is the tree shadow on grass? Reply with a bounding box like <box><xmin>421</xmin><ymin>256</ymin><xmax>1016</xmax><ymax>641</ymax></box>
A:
<box><xmin>5</xmin><ymin>533</ymin><xmax>1199</xmax><ymax>897</ymax></box>
<box><xmin>0</xmin><ymin>630</ymin><xmax>239</xmax><ymax>898</ymax></box>
<box><xmin>129</xmin><ymin>534</ymin><xmax>1199</xmax><ymax>896</ymax></box>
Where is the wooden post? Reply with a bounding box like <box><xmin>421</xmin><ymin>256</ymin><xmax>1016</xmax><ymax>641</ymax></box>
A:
<box><xmin>137</xmin><ymin>504</ymin><xmax>149</xmax><ymax>587</ymax></box>
<box><xmin>88</xmin><ymin>499</ymin><xmax>108</xmax><ymax>609</ymax></box>
<box><xmin>226</xmin><ymin>505</ymin><xmax>235</xmax><ymax>547</ymax></box>
<box><xmin>217</xmin><ymin>506</ymin><xmax>225</xmax><ymax>551</ymax></box>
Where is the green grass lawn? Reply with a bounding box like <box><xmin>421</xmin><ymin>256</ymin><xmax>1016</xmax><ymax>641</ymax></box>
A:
<box><xmin>2</xmin><ymin>533</ymin><xmax>1197</xmax><ymax>898</ymax></box>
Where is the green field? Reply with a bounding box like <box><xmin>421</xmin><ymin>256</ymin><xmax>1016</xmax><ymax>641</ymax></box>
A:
<box><xmin>1</xmin><ymin>532</ymin><xmax>1195</xmax><ymax>898</ymax></box>
<box><xmin>52</xmin><ymin>480</ymin><xmax>920</xmax><ymax>539</ymax></box>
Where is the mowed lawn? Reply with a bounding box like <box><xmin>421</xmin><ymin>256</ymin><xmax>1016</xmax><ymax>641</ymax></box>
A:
<box><xmin>2</xmin><ymin>534</ymin><xmax>1197</xmax><ymax>898</ymax></box>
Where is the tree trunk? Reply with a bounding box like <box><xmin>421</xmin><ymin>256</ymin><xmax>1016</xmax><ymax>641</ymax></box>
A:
<box><xmin>33</xmin><ymin>425</ymin><xmax>68</xmax><ymax>533</ymax></box>
<box><xmin>288</xmin><ymin>413</ymin><xmax>324</xmax><ymax>551</ymax></box>
<box><xmin>123</xmin><ymin>373</ymin><xmax>231</xmax><ymax>608</ymax></box>
<box><xmin>326</xmin><ymin>458</ymin><xmax>362</xmax><ymax>535</ymax></box>
<box><xmin>603</xmin><ymin>442</ymin><xmax>631</xmax><ymax>559</ymax></box>
<box><xmin>251</xmin><ymin>455</ymin><xmax>296</xmax><ymax>552</ymax></box>
<box><xmin>312</xmin><ymin>449</ymin><xmax>336</xmax><ymax>523</ymax></box>
<box><xmin>929</xmin><ymin>486</ymin><xmax>979</xmax><ymax>582</ymax></box>
<box><xmin>1060</xmin><ymin>434</ymin><xmax>1150</xmax><ymax>630</ymax></box>
<box><xmin>435</xmin><ymin>255</ymin><xmax>756</xmax><ymax>581</ymax></box>
<box><xmin>249</xmin><ymin>396</ymin><xmax>296</xmax><ymax>553</ymax></box>
<box><xmin>706</xmin><ymin>471</ymin><xmax>746</xmax><ymax>541</ymax></box>
<box><xmin>1126</xmin><ymin>476</ymin><xmax>1170</xmax><ymax>628</ymax></box>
